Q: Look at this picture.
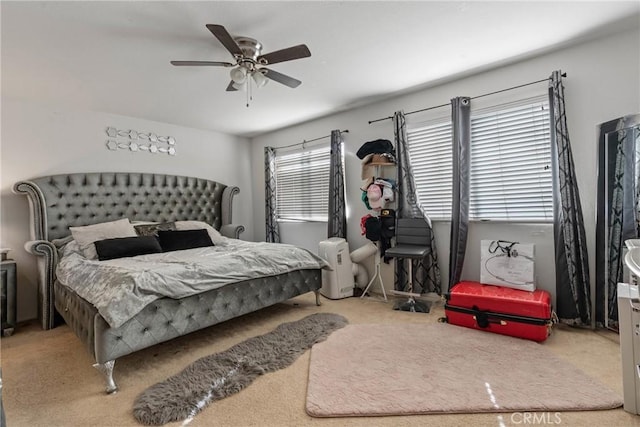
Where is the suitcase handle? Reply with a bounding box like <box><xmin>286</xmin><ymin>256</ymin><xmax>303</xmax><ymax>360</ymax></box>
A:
<box><xmin>472</xmin><ymin>308</ymin><xmax>507</xmax><ymax>328</ymax></box>
<box><xmin>473</xmin><ymin>314</ymin><xmax>506</xmax><ymax>328</ymax></box>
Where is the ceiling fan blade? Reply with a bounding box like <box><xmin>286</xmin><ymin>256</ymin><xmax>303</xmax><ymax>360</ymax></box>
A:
<box><xmin>262</xmin><ymin>68</ymin><xmax>302</xmax><ymax>88</ymax></box>
<box><xmin>170</xmin><ymin>61</ymin><xmax>233</xmax><ymax>67</ymax></box>
<box><xmin>206</xmin><ymin>24</ymin><xmax>244</xmax><ymax>58</ymax></box>
<box><xmin>257</xmin><ymin>44</ymin><xmax>311</xmax><ymax>65</ymax></box>
<box><xmin>226</xmin><ymin>81</ymin><xmax>238</xmax><ymax>92</ymax></box>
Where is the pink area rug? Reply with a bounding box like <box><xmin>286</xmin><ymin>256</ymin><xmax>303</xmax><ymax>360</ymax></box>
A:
<box><xmin>306</xmin><ymin>323</ymin><xmax>622</xmax><ymax>417</ymax></box>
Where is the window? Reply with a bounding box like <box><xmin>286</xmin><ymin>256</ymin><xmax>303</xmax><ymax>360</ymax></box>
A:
<box><xmin>406</xmin><ymin>120</ymin><xmax>453</xmax><ymax>219</ymax></box>
<box><xmin>469</xmin><ymin>98</ymin><xmax>552</xmax><ymax>221</ymax></box>
<box><xmin>407</xmin><ymin>95</ymin><xmax>553</xmax><ymax>222</ymax></box>
<box><xmin>275</xmin><ymin>145</ymin><xmax>331</xmax><ymax>222</ymax></box>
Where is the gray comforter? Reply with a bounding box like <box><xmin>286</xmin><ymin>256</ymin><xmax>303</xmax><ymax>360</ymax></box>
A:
<box><xmin>57</xmin><ymin>238</ymin><xmax>329</xmax><ymax>328</ymax></box>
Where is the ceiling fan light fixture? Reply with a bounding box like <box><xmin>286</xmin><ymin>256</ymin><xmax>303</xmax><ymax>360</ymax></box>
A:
<box><xmin>230</xmin><ymin>67</ymin><xmax>247</xmax><ymax>84</ymax></box>
<box><xmin>231</xmin><ymin>80</ymin><xmax>247</xmax><ymax>91</ymax></box>
<box><xmin>252</xmin><ymin>71</ymin><xmax>268</xmax><ymax>88</ymax></box>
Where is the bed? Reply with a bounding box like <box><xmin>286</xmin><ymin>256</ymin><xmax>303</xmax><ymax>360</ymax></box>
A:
<box><xmin>13</xmin><ymin>172</ymin><xmax>324</xmax><ymax>393</ymax></box>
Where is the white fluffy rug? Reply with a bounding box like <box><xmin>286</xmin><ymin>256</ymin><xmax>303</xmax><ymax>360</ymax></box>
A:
<box><xmin>306</xmin><ymin>323</ymin><xmax>623</xmax><ymax>417</ymax></box>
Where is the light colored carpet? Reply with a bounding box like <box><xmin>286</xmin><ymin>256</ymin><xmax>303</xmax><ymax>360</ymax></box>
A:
<box><xmin>306</xmin><ymin>323</ymin><xmax>623</xmax><ymax>417</ymax></box>
<box><xmin>2</xmin><ymin>294</ymin><xmax>637</xmax><ymax>426</ymax></box>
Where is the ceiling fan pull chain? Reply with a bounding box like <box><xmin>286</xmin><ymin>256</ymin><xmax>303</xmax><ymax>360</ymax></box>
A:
<box><xmin>246</xmin><ymin>76</ymin><xmax>251</xmax><ymax>107</ymax></box>
<box><xmin>250</xmin><ymin>76</ymin><xmax>254</xmax><ymax>104</ymax></box>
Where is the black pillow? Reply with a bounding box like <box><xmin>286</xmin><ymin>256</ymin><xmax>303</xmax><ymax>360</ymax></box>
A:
<box><xmin>94</xmin><ymin>236</ymin><xmax>163</xmax><ymax>261</ymax></box>
<box><xmin>157</xmin><ymin>229</ymin><xmax>214</xmax><ymax>252</ymax></box>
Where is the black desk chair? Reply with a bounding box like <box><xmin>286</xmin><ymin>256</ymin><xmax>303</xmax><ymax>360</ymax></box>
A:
<box><xmin>384</xmin><ymin>218</ymin><xmax>432</xmax><ymax>313</ymax></box>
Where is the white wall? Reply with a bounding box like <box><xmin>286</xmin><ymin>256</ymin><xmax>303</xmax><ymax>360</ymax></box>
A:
<box><xmin>250</xmin><ymin>26</ymin><xmax>640</xmax><ymax>306</ymax></box>
<box><xmin>1</xmin><ymin>99</ymin><xmax>253</xmax><ymax>322</ymax></box>
<box><xmin>3</xmin><ymin>26</ymin><xmax>638</xmax><ymax>323</ymax></box>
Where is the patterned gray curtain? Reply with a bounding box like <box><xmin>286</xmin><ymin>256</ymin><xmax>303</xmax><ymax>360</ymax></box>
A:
<box><xmin>264</xmin><ymin>146</ymin><xmax>280</xmax><ymax>243</ymax></box>
<box><xmin>327</xmin><ymin>130</ymin><xmax>347</xmax><ymax>238</ymax></box>
<box><xmin>606</xmin><ymin>140</ymin><xmax>626</xmax><ymax>328</ymax></box>
<box><xmin>392</xmin><ymin>111</ymin><xmax>441</xmax><ymax>295</ymax></box>
<box><xmin>448</xmin><ymin>97</ymin><xmax>471</xmax><ymax>291</ymax></box>
<box><xmin>548</xmin><ymin>70</ymin><xmax>590</xmax><ymax>326</ymax></box>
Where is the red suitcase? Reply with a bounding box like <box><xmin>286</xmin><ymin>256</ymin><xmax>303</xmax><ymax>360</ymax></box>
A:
<box><xmin>444</xmin><ymin>281</ymin><xmax>553</xmax><ymax>342</ymax></box>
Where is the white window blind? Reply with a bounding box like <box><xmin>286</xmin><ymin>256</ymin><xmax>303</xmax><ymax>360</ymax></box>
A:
<box><xmin>407</xmin><ymin>120</ymin><xmax>453</xmax><ymax>219</ymax></box>
<box><xmin>470</xmin><ymin>98</ymin><xmax>553</xmax><ymax>221</ymax></box>
<box><xmin>406</xmin><ymin>95</ymin><xmax>553</xmax><ymax>222</ymax></box>
<box><xmin>275</xmin><ymin>145</ymin><xmax>330</xmax><ymax>222</ymax></box>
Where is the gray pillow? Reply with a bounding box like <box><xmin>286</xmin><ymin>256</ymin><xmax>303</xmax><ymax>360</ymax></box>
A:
<box><xmin>134</xmin><ymin>221</ymin><xmax>176</xmax><ymax>237</ymax></box>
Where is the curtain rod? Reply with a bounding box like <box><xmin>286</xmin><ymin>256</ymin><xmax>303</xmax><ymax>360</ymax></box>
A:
<box><xmin>367</xmin><ymin>72</ymin><xmax>567</xmax><ymax>125</ymax></box>
<box><xmin>275</xmin><ymin>129</ymin><xmax>349</xmax><ymax>150</ymax></box>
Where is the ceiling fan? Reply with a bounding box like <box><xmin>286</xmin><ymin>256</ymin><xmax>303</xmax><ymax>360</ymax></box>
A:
<box><xmin>171</xmin><ymin>24</ymin><xmax>311</xmax><ymax>95</ymax></box>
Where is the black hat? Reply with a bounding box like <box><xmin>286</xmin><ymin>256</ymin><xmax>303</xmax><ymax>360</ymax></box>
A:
<box><xmin>356</xmin><ymin>139</ymin><xmax>395</xmax><ymax>159</ymax></box>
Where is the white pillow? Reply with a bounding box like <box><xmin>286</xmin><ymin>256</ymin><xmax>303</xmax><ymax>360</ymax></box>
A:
<box><xmin>174</xmin><ymin>221</ymin><xmax>225</xmax><ymax>244</ymax></box>
<box><xmin>70</xmin><ymin>218</ymin><xmax>137</xmax><ymax>260</ymax></box>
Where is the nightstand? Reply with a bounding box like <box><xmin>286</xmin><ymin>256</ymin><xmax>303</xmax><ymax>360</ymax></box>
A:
<box><xmin>1</xmin><ymin>252</ymin><xmax>17</xmax><ymax>337</ymax></box>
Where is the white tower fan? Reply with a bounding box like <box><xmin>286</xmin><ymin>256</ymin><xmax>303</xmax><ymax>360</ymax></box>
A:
<box><xmin>318</xmin><ymin>237</ymin><xmax>354</xmax><ymax>299</ymax></box>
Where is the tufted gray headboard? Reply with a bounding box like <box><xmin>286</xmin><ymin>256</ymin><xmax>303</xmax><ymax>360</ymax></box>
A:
<box><xmin>13</xmin><ymin>172</ymin><xmax>243</xmax><ymax>329</ymax></box>
<box><xmin>14</xmin><ymin>172</ymin><xmax>241</xmax><ymax>241</ymax></box>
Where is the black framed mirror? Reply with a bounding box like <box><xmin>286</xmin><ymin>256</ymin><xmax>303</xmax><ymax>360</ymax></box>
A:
<box><xmin>596</xmin><ymin>113</ymin><xmax>640</xmax><ymax>331</ymax></box>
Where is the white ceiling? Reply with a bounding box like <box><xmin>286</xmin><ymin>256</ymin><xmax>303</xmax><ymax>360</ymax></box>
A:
<box><xmin>2</xmin><ymin>1</ymin><xmax>639</xmax><ymax>137</ymax></box>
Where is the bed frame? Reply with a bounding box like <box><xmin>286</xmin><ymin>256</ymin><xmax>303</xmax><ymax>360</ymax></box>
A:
<box><xmin>14</xmin><ymin>172</ymin><xmax>321</xmax><ymax>393</ymax></box>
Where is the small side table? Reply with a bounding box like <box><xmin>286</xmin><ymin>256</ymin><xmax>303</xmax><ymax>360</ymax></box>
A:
<box><xmin>1</xmin><ymin>251</ymin><xmax>17</xmax><ymax>337</ymax></box>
